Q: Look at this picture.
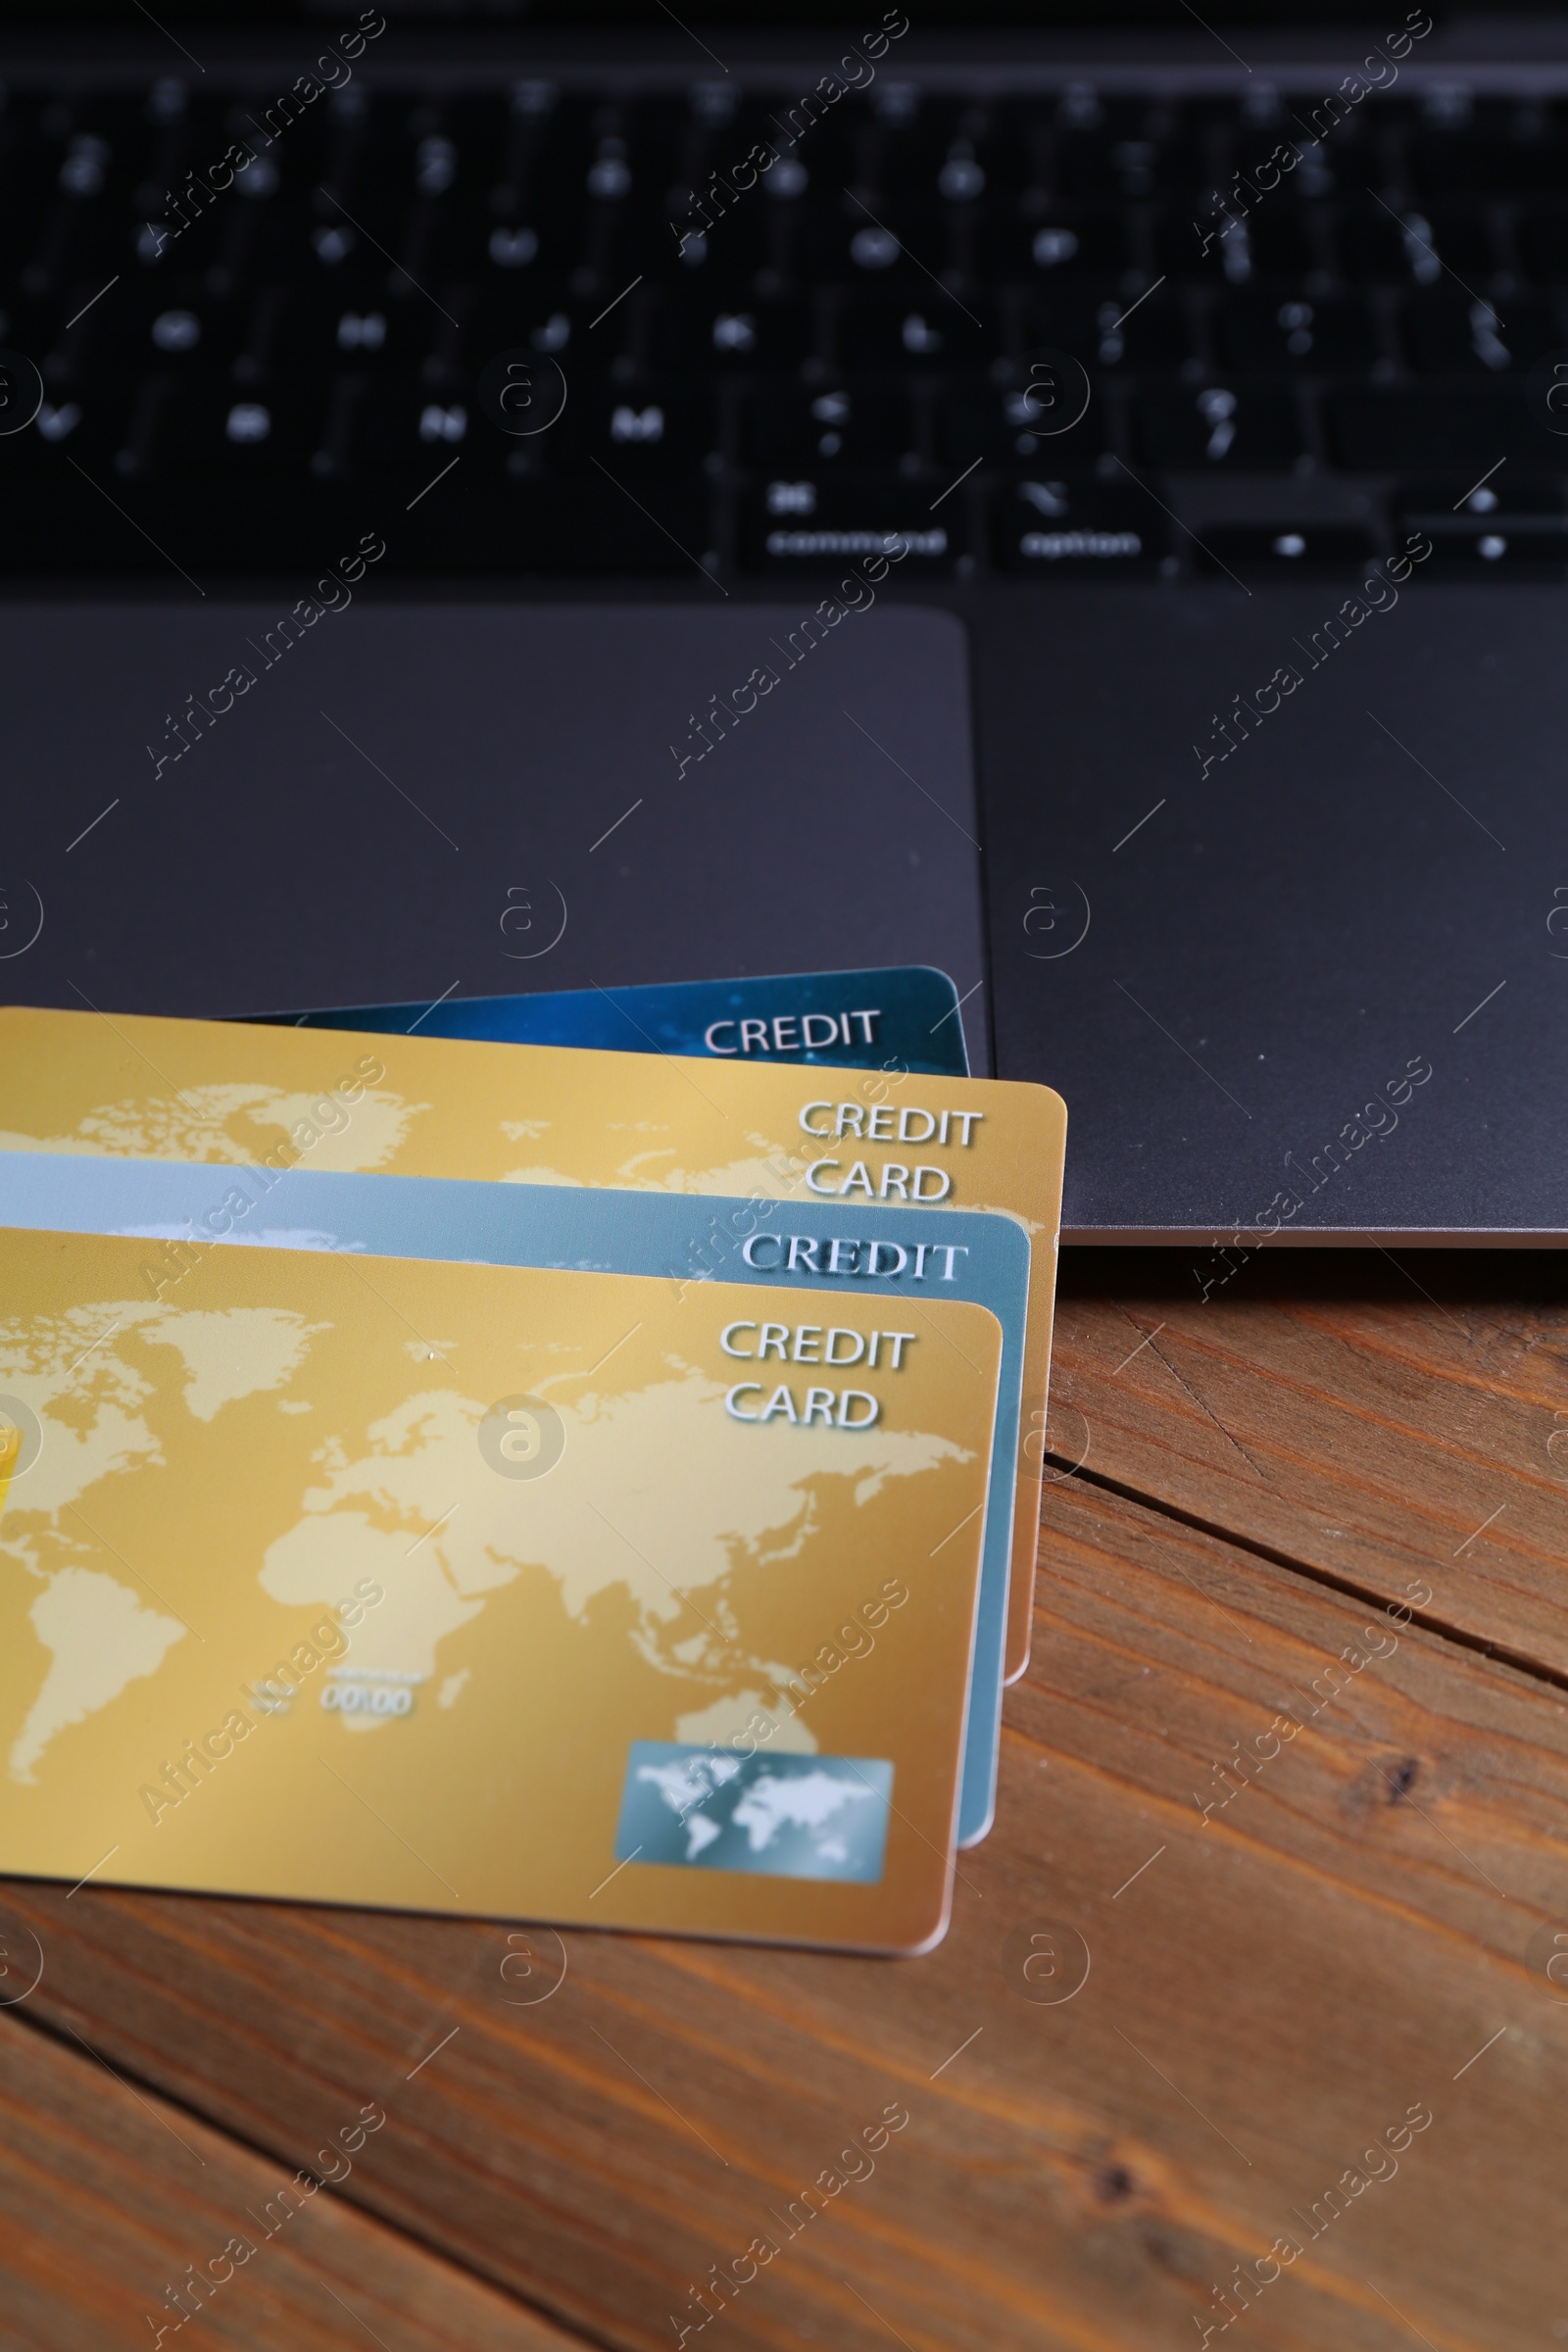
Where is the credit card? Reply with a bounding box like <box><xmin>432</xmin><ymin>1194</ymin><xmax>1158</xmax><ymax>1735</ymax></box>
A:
<box><xmin>0</xmin><ymin>1153</ymin><xmax>1027</xmax><ymax>1846</ymax></box>
<box><xmin>0</xmin><ymin>1230</ymin><xmax>999</xmax><ymax>1954</ymax></box>
<box><xmin>0</xmin><ymin>1006</ymin><xmax>1065</xmax><ymax>1682</ymax></box>
<box><xmin>261</xmin><ymin>964</ymin><xmax>971</xmax><ymax>1077</ymax></box>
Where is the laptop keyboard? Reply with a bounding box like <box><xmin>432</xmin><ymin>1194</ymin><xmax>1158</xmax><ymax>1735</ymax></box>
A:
<box><xmin>3</xmin><ymin>73</ymin><xmax>1566</xmax><ymax>579</ymax></box>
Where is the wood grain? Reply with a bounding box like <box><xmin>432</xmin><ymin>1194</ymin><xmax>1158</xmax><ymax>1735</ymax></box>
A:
<box><xmin>0</xmin><ymin>2004</ymin><xmax>591</xmax><ymax>2351</ymax></box>
<box><xmin>1049</xmin><ymin>1248</ymin><xmax>1568</xmax><ymax>1682</ymax></box>
<box><xmin>4</xmin><ymin>1461</ymin><xmax>1566</xmax><ymax>2352</ymax></box>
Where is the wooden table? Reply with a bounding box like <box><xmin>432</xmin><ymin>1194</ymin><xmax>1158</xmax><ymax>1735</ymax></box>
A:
<box><xmin>5</xmin><ymin>1246</ymin><xmax>1566</xmax><ymax>2352</ymax></box>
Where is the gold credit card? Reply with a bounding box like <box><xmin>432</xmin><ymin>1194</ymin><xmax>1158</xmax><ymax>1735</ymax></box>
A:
<box><xmin>0</xmin><ymin>1005</ymin><xmax>1064</xmax><ymax>1680</ymax></box>
<box><xmin>0</xmin><ymin>1230</ymin><xmax>1000</xmax><ymax>1953</ymax></box>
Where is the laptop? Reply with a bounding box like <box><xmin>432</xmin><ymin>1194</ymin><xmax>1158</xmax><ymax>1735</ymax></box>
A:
<box><xmin>0</xmin><ymin>0</ymin><xmax>1561</xmax><ymax>1244</ymax></box>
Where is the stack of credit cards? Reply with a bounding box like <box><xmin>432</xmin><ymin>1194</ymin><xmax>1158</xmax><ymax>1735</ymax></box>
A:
<box><xmin>0</xmin><ymin>968</ymin><xmax>1066</xmax><ymax>1955</ymax></box>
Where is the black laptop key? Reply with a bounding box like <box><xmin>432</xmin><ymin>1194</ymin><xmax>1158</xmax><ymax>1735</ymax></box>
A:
<box><xmin>745</xmin><ymin>379</ymin><xmax>916</xmax><ymax>470</ymax></box>
<box><xmin>245</xmin><ymin>201</ymin><xmax>356</xmax><ymax>284</ymax></box>
<box><xmin>191</xmin><ymin>172</ymin><xmax>305</xmax><ymax>291</ymax></box>
<box><xmin>1403</xmin><ymin>292</ymin><xmax>1558</xmax><ymax>376</ymax></box>
<box><xmin>1412</xmin><ymin>202</ymin><xmax>1504</xmax><ymax>285</ymax></box>
<box><xmin>941</xmin><ymin>376</ymin><xmax>1104</xmax><ymax>466</ymax></box>
<box><xmin>991</xmin><ymin>473</ymin><xmax>1167</xmax><ymax>572</ymax></box>
<box><xmin>739</xmin><ymin>475</ymin><xmax>962</xmax><ymax>573</ymax></box>
<box><xmin>575</xmin><ymin>130</ymin><xmax>648</xmax><ymax>278</ymax></box>
<box><xmin>1053</xmin><ymin>129</ymin><xmax>1129</xmax><ymax>204</ymax></box>
<box><xmin>1032</xmin><ymin>289</ymin><xmax>1192</xmax><ymax>373</ymax></box>
<box><xmin>1337</xmin><ymin>200</ymin><xmax>1498</xmax><ymax>288</ymax></box>
<box><xmin>1217</xmin><ymin>293</ymin><xmax>1377</xmax><ymax>374</ymax></box>
<box><xmin>20</xmin><ymin>176</ymin><xmax>129</xmax><ymax>291</ymax></box>
<box><xmin>267</xmin><ymin>284</ymin><xmax>442</xmax><ymax>371</ymax></box>
<box><xmin>1138</xmin><ymin>382</ymin><xmax>1304</xmax><ymax>469</ymax></box>
<box><xmin>315</xmin><ymin>165</ymin><xmax>408</xmax><ymax>258</ymax></box>
<box><xmin>1192</xmin><ymin>522</ymin><xmax>1379</xmax><ymax>574</ymax></box>
<box><xmin>648</xmin><ymin>292</ymin><xmax>814</xmax><ymax>372</ymax></box>
<box><xmin>556</xmin><ymin>376</ymin><xmax>716</xmax><ymax>473</ymax></box>
<box><xmin>1245</xmin><ymin>202</ymin><xmax>1329</xmax><ymax>281</ymax></box>
<box><xmin>439</xmin><ymin>200</ymin><xmax>586</xmax><ymax>285</ymax></box>
<box><xmin>442</xmin><ymin>91</ymin><xmax>511</xmax><ymax>181</ymax></box>
<box><xmin>1167</xmin><ymin>201</ymin><xmax>1317</xmax><ymax>285</ymax></box>
<box><xmin>135</xmin><ymin>290</ymin><xmax>248</xmax><ymax>371</ymax></box>
<box><xmin>4</xmin><ymin>378</ymin><xmax>134</xmax><ymax>477</ymax></box>
<box><xmin>1395</xmin><ymin>474</ymin><xmax>1568</xmax><ymax>568</ymax></box>
<box><xmin>50</xmin><ymin>110</ymin><xmax>149</xmax><ymax>203</ymax></box>
<box><xmin>808</xmin><ymin>199</ymin><xmax>956</xmax><ymax>286</ymax></box>
<box><xmin>356</xmin><ymin>375</ymin><xmax>477</xmax><ymax>472</ymax></box>
<box><xmin>836</xmin><ymin>295</ymin><xmax>1000</xmax><ymax>372</ymax></box>
<box><xmin>1335</xmin><ymin>201</ymin><xmax>1432</xmax><ymax>286</ymax></box>
<box><xmin>930</xmin><ymin>122</ymin><xmax>1021</xmax><ymax>207</ymax></box>
<box><xmin>485</xmin><ymin>84</ymin><xmax>591</xmax><ymax>206</ymax></box>
<box><xmin>644</xmin><ymin>192</ymin><xmax>770</xmax><ymax>281</ymax></box>
<box><xmin>144</xmin><ymin>374</ymin><xmax>339</xmax><ymax>475</ymax></box>
<box><xmin>980</xmin><ymin>204</ymin><xmax>1133</xmax><ymax>284</ymax></box>
<box><xmin>1328</xmin><ymin>386</ymin><xmax>1559</xmax><ymax>471</ymax></box>
<box><xmin>619</xmin><ymin>92</ymin><xmax>702</xmax><ymax>177</ymax></box>
<box><xmin>875</xmin><ymin>104</ymin><xmax>983</xmax><ymax>201</ymax></box>
<box><xmin>416</xmin><ymin>165</ymin><xmax>524</xmax><ymax>271</ymax></box>
<box><xmin>1143</xmin><ymin>121</ymin><xmax>1205</xmax><ymax>200</ymax></box>
<box><xmin>1059</xmin><ymin>119</ymin><xmax>1201</xmax><ymax>204</ymax></box>
<box><xmin>37</xmin><ymin>278</ymin><xmax>143</xmax><ymax>379</ymax></box>
<box><xmin>406</xmin><ymin>122</ymin><xmax>483</xmax><ymax>214</ymax></box>
<box><xmin>458</xmin><ymin>293</ymin><xmax>598</xmax><ymax>371</ymax></box>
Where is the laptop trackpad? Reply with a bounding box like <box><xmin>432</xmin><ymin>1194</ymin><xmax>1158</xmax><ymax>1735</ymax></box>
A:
<box><xmin>7</xmin><ymin>602</ymin><xmax>986</xmax><ymax>1070</ymax></box>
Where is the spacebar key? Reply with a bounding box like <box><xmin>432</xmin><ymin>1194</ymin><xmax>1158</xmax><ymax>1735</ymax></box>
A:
<box><xmin>1327</xmin><ymin>386</ymin><xmax>1555</xmax><ymax>472</ymax></box>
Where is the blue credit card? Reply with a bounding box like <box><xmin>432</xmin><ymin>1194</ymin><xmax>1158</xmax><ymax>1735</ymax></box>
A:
<box><xmin>253</xmin><ymin>964</ymin><xmax>971</xmax><ymax>1078</ymax></box>
<box><xmin>0</xmin><ymin>1154</ymin><xmax>1023</xmax><ymax>1847</ymax></box>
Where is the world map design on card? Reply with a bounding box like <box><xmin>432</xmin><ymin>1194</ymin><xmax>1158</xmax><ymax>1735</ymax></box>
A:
<box><xmin>0</xmin><ymin>1228</ymin><xmax>1000</xmax><ymax>1952</ymax></box>
<box><xmin>0</xmin><ymin>1152</ymin><xmax>1028</xmax><ymax>1847</ymax></box>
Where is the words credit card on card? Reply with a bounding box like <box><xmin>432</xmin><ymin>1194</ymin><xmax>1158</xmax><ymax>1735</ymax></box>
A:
<box><xmin>0</xmin><ymin>1231</ymin><xmax>999</xmax><ymax>1953</ymax></box>
<box><xmin>0</xmin><ymin>1152</ymin><xmax>1027</xmax><ymax>1845</ymax></box>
